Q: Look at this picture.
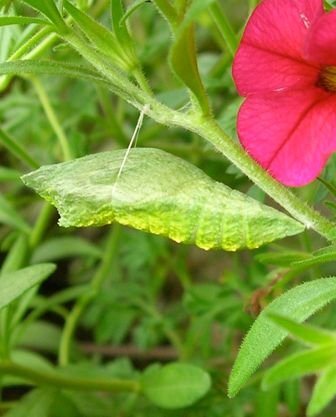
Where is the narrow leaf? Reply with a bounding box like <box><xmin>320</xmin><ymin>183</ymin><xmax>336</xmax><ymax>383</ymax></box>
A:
<box><xmin>151</xmin><ymin>0</ymin><xmax>177</xmax><ymax>27</ymax></box>
<box><xmin>255</xmin><ymin>386</ymin><xmax>280</xmax><ymax>417</ymax></box>
<box><xmin>0</xmin><ymin>167</ymin><xmax>21</xmax><ymax>182</ymax></box>
<box><xmin>0</xmin><ymin>59</ymin><xmax>110</xmax><ymax>85</ymax></box>
<box><xmin>63</xmin><ymin>0</ymin><xmax>130</xmax><ymax>70</ymax></box>
<box><xmin>208</xmin><ymin>2</ymin><xmax>237</xmax><ymax>56</ymax></box>
<box><xmin>256</xmin><ymin>250</ymin><xmax>309</xmax><ymax>267</ymax></box>
<box><xmin>111</xmin><ymin>0</ymin><xmax>133</xmax><ymax>47</ymax></box>
<box><xmin>262</xmin><ymin>346</ymin><xmax>336</xmax><ymax>389</ymax></box>
<box><xmin>283</xmin><ymin>380</ymin><xmax>301</xmax><ymax>416</ymax></box>
<box><xmin>0</xmin><ymin>195</ymin><xmax>31</xmax><ymax>234</ymax></box>
<box><xmin>0</xmin><ymin>264</ymin><xmax>56</xmax><ymax>311</ymax></box>
<box><xmin>170</xmin><ymin>25</ymin><xmax>211</xmax><ymax>115</ymax></box>
<box><xmin>32</xmin><ymin>237</ymin><xmax>102</xmax><ymax>263</ymax></box>
<box><xmin>22</xmin><ymin>0</ymin><xmax>66</xmax><ymax>30</ymax></box>
<box><xmin>22</xmin><ymin>148</ymin><xmax>304</xmax><ymax>251</ymax></box>
<box><xmin>2</xmin><ymin>235</ymin><xmax>29</xmax><ymax>274</ymax></box>
<box><xmin>120</xmin><ymin>0</ymin><xmax>149</xmax><ymax>25</ymax></box>
<box><xmin>4</xmin><ymin>388</ymin><xmax>56</xmax><ymax>417</ymax></box>
<box><xmin>181</xmin><ymin>0</ymin><xmax>215</xmax><ymax>28</ymax></box>
<box><xmin>308</xmin><ymin>366</ymin><xmax>336</xmax><ymax>416</ymax></box>
<box><xmin>0</xmin><ymin>127</ymin><xmax>39</xmax><ymax>169</ymax></box>
<box><xmin>268</xmin><ymin>313</ymin><xmax>336</xmax><ymax>346</ymax></box>
<box><xmin>141</xmin><ymin>363</ymin><xmax>211</xmax><ymax>409</ymax></box>
<box><xmin>228</xmin><ymin>278</ymin><xmax>336</xmax><ymax>397</ymax></box>
<box><xmin>0</xmin><ymin>16</ymin><xmax>49</xmax><ymax>27</ymax></box>
<box><xmin>292</xmin><ymin>244</ymin><xmax>336</xmax><ymax>269</ymax></box>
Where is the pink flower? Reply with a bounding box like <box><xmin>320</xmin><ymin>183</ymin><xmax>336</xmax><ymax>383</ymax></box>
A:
<box><xmin>233</xmin><ymin>0</ymin><xmax>336</xmax><ymax>187</ymax></box>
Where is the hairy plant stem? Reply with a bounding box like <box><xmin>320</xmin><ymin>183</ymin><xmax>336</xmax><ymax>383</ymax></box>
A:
<box><xmin>61</xmin><ymin>29</ymin><xmax>336</xmax><ymax>242</ymax></box>
<box><xmin>59</xmin><ymin>226</ymin><xmax>121</xmax><ymax>366</ymax></box>
<box><xmin>0</xmin><ymin>360</ymin><xmax>140</xmax><ymax>393</ymax></box>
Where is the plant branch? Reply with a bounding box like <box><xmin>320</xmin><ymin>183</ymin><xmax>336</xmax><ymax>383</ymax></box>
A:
<box><xmin>60</xmin><ymin>28</ymin><xmax>336</xmax><ymax>242</ymax></box>
<box><xmin>0</xmin><ymin>360</ymin><xmax>140</xmax><ymax>393</ymax></box>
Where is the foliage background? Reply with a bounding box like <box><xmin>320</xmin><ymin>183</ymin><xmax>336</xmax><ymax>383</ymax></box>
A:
<box><xmin>0</xmin><ymin>0</ymin><xmax>336</xmax><ymax>416</ymax></box>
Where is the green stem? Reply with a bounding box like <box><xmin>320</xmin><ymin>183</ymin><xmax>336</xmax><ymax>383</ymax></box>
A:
<box><xmin>59</xmin><ymin>226</ymin><xmax>121</xmax><ymax>366</ymax></box>
<box><xmin>152</xmin><ymin>0</ymin><xmax>178</xmax><ymax>27</ymax></box>
<box><xmin>31</xmin><ymin>76</ymin><xmax>73</xmax><ymax>161</ymax></box>
<box><xmin>61</xmin><ymin>29</ymin><xmax>336</xmax><ymax>241</ymax></box>
<box><xmin>194</xmin><ymin>118</ymin><xmax>336</xmax><ymax>241</ymax></box>
<box><xmin>132</xmin><ymin>67</ymin><xmax>153</xmax><ymax>96</ymax></box>
<box><xmin>12</xmin><ymin>285</ymin><xmax>88</xmax><ymax>348</ymax></box>
<box><xmin>29</xmin><ymin>203</ymin><xmax>55</xmax><ymax>249</ymax></box>
<box><xmin>209</xmin><ymin>2</ymin><xmax>237</xmax><ymax>57</ymax></box>
<box><xmin>0</xmin><ymin>360</ymin><xmax>140</xmax><ymax>393</ymax></box>
<box><xmin>96</xmin><ymin>87</ymin><xmax>129</xmax><ymax>146</ymax></box>
<box><xmin>0</xmin><ymin>128</ymin><xmax>39</xmax><ymax>169</ymax></box>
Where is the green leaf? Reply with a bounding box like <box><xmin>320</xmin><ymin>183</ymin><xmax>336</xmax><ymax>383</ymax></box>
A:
<box><xmin>141</xmin><ymin>363</ymin><xmax>211</xmax><ymax>409</ymax></box>
<box><xmin>120</xmin><ymin>0</ymin><xmax>149</xmax><ymax>25</ymax></box>
<box><xmin>0</xmin><ymin>264</ymin><xmax>56</xmax><ymax>311</ymax></box>
<box><xmin>22</xmin><ymin>0</ymin><xmax>66</xmax><ymax>31</ymax></box>
<box><xmin>255</xmin><ymin>386</ymin><xmax>280</xmax><ymax>417</ymax></box>
<box><xmin>32</xmin><ymin>237</ymin><xmax>102</xmax><ymax>263</ymax></box>
<box><xmin>308</xmin><ymin>366</ymin><xmax>336</xmax><ymax>416</ymax></box>
<box><xmin>151</xmin><ymin>0</ymin><xmax>177</xmax><ymax>27</ymax></box>
<box><xmin>22</xmin><ymin>148</ymin><xmax>304</xmax><ymax>251</ymax></box>
<box><xmin>2</xmin><ymin>235</ymin><xmax>29</xmax><ymax>274</ymax></box>
<box><xmin>18</xmin><ymin>321</ymin><xmax>62</xmax><ymax>354</ymax></box>
<box><xmin>0</xmin><ymin>127</ymin><xmax>39</xmax><ymax>169</ymax></box>
<box><xmin>256</xmin><ymin>250</ymin><xmax>309</xmax><ymax>267</ymax></box>
<box><xmin>111</xmin><ymin>0</ymin><xmax>133</xmax><ymax>50</ymax></box>
<box><xmin>181</xmin><ymin>0</ymin><xmax>215</xmax><ymax>28</ymax></box>
<box><xmin>0</xmin><ymin>60</ymin><xmax>110</xmax><ymax>86</ymax></box>
<box><xmin>262</xmin><ymin>346</ymin><xmax>336</xmax><ymax>389</ymax></box>
<box><xmin>228</xmin><ymin>278</ymin><xmax>336</xmax><ymax>397</ymax></box>
<box><xmin>283</xmin><ymin>380</ymin><xmax>301</xmax><ymax>416</ymax></box>
<box><xmin>3</xmin><ymin>388</ymin><xmax>56</xmax><ymax>417</ymax></box>
<box><xmin>0</xmin><ymin>16</ymin><xmax>49</xmax><ymax>27</ymax></box>
<box><xmin>0</xmin><ymin>195</ymin><xmax>31</xmax><ymax>234</ymax></box>
<box><xmin>0</xmin><ymin>167</ymin><xmax>21</xmax><ymax>182</ymax></box>
<box><xmin>3</xmin><ymin>350</ymin><xmax>53</xmax><ymax>387</ymax></box>
<box><xmin>170</xmin><ymin>25</ymin><xmax>211</xmax><ymax>115</ymax></box>
<box><xmin>291</xmin><ymin>244</ymin><xmax>336</xmax><ymax>269</ymax></box>
<box><xmin>63</xmin><ymin>0</ymin><xmax>131</xmax><ymax>70</ymax></box>
<box><xmin>268</xmin><ymin>313</ymin><xmax>336</xmax><ymax>346</ymax></box>
<box><xmin>208</xmin><ymin>2</ymin><xmax>237</xmax><ymax>57</ymax></box>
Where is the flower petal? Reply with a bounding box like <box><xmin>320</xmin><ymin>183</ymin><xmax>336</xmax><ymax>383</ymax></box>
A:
<box><xmin>294</xmin><ymin>0</ymin><xmax>324</xmax><ymax>22</ymax></box>
<box><xmin>305</xmin><ymin>10</ymin><xmax>336</xmax><ymax>66</ymax></box>
<box><xmin>233</xmin><ymin>46</ymin><xmax>318</xmax><ymax>96</ymax></box>
<box><xmin>233</xmin><ymin>0</ymin><xmax>323</xmax><ymax>96</ymax></box>
<box><xmin>237</xmin><ymin>88</ymin><xmax>336</xmax><ymax>187</ymax></box>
